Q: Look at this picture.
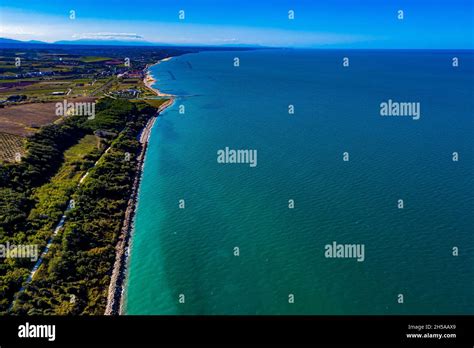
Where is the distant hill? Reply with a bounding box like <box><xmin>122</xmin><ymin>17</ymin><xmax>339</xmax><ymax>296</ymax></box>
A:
<box><xmin>0</xmin><ymin>38</ymin><xmax>25</xmax><ymax>43</ymax></box>
<box><xmin>0</xmin><ymin>38</ymin><xmax>48</xmax><ymax>44</ymax></box>
<box><xmin>0</xmin><ymin>37</ymin><xmax>168</xmax><ymax>47</ymax></box>
<box><xmin>27</xmin><ymin>40</ymin><xmax>48</xmax><ymax>44</ymax></box>
<box><xmin>53</xmin><ymin>39</ymin><xmax>161</xmax><ymax>46</ymax></box>
<box><xmin>219</xmin><ymin>43</ymin><xmax>265</xmax><ymax>48</ymax></box>
<box><xmin>0</xmin><ymin>37</ymin><xmax>264</xmax><ymax>49</ymax></box>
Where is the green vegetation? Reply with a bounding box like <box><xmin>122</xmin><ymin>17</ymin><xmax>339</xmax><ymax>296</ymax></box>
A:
<box><xmin>140</xmin><ymin>98</ymin><xmax>170</xmax><ymax>108</ymax></box>
<box><xmin>0</xmin><ymin>117</ymin><xmax>86</xmax><ymax>311</ymax></box>
<box><xmin>0</xmin><ymin>98</ymin><xmax>158</xmax><ymax>314</ymax></box>
<box><xmin>79</xmin><ymin>56</ymin><xmax>112</xmax><ymax>63</ymax></box>
<box><xmin>26</xmin><ymin>135</ymin><xmax>101</xmax><ymax>247</ymax></box>
<box><xmin>0</xmin><ymin>45</ymin><xmax>194</xmax><ymax>314</ymax></box>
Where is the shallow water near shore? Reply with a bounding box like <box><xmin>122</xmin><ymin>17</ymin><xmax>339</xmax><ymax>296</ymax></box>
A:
<box><xmin>125</xmin><ymin>49</ymin><xmax>474</xmax><ymax>314</ymax></box>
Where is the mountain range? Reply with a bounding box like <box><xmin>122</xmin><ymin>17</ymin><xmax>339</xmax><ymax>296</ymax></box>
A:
<box><xmin>0</xmin><ymin>37</ymin><xmax>262</xmax><ymax>48</ymax></box>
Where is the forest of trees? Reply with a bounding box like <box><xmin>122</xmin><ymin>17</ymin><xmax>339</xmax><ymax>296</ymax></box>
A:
<box><xmin>0</xmin><ymin>98</ymin><xmax>158</xmax><ymax>314</ymax></box>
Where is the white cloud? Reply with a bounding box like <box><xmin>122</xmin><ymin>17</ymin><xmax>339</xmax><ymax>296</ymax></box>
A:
<box><xmin>72</xmin><ymin>32</ymin><xmax>144</xmax><ymax>40</ymax></box>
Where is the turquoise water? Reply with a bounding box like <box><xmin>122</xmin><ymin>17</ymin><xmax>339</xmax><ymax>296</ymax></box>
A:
<box><xmin>125</xmin><ymin>49</ymin><xmax>474</xmax><ymax>314</ymax></box>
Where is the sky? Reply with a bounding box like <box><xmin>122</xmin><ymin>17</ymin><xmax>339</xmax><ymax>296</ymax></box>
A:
<box><xmin>0</xmin><ymin>0</ymin><xmax>473</xmax><ymax>48</ymax></box>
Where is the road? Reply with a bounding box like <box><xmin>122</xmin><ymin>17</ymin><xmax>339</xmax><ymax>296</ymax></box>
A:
<box><xmin>8</xmin><ymin>144</ymin><xmax>112</xmax><ymax>311</ymax></box>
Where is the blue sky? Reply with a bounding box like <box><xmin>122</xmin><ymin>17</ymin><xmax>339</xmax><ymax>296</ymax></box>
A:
<box><xmin>0</xmin><ymin>0</ymin><xmax>473</xmax><ymax>48</ymax></box>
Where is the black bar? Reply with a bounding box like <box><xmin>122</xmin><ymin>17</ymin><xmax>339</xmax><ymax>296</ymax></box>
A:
<box><xmin>0</xmin><ymin>315</ymin><xmax>472</xmax><ymax>346</ymax></box>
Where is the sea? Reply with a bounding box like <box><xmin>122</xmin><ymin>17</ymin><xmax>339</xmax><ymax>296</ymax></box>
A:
<box><xmin>124</xmin><ymin>49</ymin><xmax>474</xmax><ymax>314</ymax></box>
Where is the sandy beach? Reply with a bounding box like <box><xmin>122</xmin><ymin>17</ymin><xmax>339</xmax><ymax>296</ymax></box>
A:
<box><xmin>105</xmin><ymin>58</ymin><xmax>175</xmax><ymax>315</ymax></box>
<box><xmin>104</xmin><ymin>115</ymin><xmax>154</xmax><ymax>315</ymax></box>
<box><xmin>143</xmin><ymin>57</ymin><xmax>175</xmax><ymax>98</ymax></box>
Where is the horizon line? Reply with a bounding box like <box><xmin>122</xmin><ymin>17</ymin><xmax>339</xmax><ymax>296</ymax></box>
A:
<box><xmin>1</xmin><ymin>37</ymin><xmax>473</xmax><ymax>50</ymax></box>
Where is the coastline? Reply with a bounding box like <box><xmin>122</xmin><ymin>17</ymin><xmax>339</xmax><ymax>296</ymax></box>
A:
<box><xmin>105</xmin><ymin>57</ymin><xmax>175</xmax><ymax>315</ymax></box>
<box><xmin>143</xmin><ymin>57</ymin><xmax>175</xmax><ymax>98</ymax></box>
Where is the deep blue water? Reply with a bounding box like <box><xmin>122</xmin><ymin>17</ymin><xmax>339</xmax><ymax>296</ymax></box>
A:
<box><xmin>125</xmin><ymin>49</ymin><xmax>474</xmax><ymax>314</ymax></box>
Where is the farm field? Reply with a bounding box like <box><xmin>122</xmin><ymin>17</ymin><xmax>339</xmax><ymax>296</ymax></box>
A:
<box><xmin>0</xmin><ymin>46</ymin><xmax>179</xmax><ymax>165</ymax></box>
<box><xmin>0</xmin><ymin>97</ymin><xmax>96</xmax><ymax>136</ymax></box>
<box><xmin>0</xmin><ymin>132</ymin><xmax>24</xmax><ymax>162</ymax></box>
<box><xmin>0</xmin><ymin>77</ymin><xmax>110</xmax><ymax>101</ymax></box>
